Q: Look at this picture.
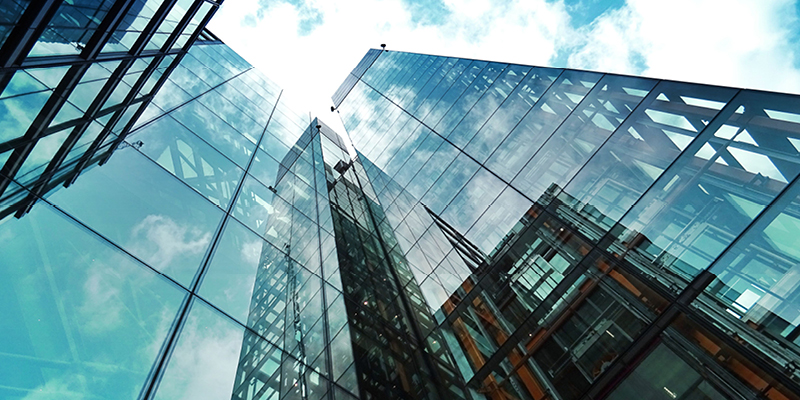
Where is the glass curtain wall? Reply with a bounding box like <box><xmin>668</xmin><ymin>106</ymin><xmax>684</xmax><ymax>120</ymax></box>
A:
<box><xmin>319</xmin><ymin>121</ymin><xmax>467</xmax><ymax>399</ymax></box>
<box><xmin>332</xmin><ymin>49</ymin><xmax>800</xmax><ymax>400</ymax></box>
<box><xmin>0</xmin><ymin>28</ymin><xmax>360</xmax><ymax>399</ymax></box>
<box><xmin>0</xmin><ymin>0</ymin><xmax>219</xmax><ymax>220</ymax></box>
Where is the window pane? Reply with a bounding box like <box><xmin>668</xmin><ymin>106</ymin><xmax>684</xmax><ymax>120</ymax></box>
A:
<box><xmin>0</xmin><ymin>196</ymin><xmax>185</xmax><ymax>399</ymax></box>
<box><xmin>46</xmin><ymin>148</ymin><xmax>224</xmax><ymax>286</ymax></box>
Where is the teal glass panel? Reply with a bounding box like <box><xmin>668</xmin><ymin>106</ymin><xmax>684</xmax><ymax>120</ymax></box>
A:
<box><xmin>112</xmin><ymin>101</ymin><xmax>145</xmax><ymax>134</ymax></box>
<box><xmin>0</xmin><ymin>196</ymin><xmax>185</xmax><ymax>399</ymax></box>
<box><xmin>138</xmin><ymin>55</ymin><xmax>176</xmax><ymax>97</ymax></box>
<box><xmin>14</xmin><ymin>128</ymin><xmax>70</xmax><ymax>186</ymax></box>
<box><xmin>102</xmin><ymin>77</ymin><xmax>135</xmax><ymax>109</ymax></box>
<box><xmin>148</xmin><ymin>0</ymin><xmax>192</xmax><ymax>40</ymax></box>
<box><xmin>512</xmin><ymin>74</ymin><xmax>657</xmax><ymax>202</ymax></box>
<box><xmin>197</xmin><ymin>89</ymin><xmax>263</xmax><ymax>144</ymax></box>
<box><xmin>395</xmin><ymin>56</ymin><xmax>446</xmax><ymax>109</ymax></box>
<box><xmin>167</xmin><ymin>64</ymin><xmax>212</xmax><ymax>98</ymax></box>
<box><xmin>466</xmin><ymin>186</ymin><xmax>532</xmax><ymax>254</ymax></box>
<box><xmin>29</xmin><ymin>0</ymin><xmax>115</xmax><ymax>57</ymax></box>
<box><xmin>380</xmin><ymin>53</ymin><xmax>426</xmax><ymax>102</ymax></box>
<box><xmin>83</xmin><ymin>60</ymin><xmax>120</xmax><ymax>81</ymax></box>
<box><xmin>438</xmin><ymin>62</ymin><xmax>510</xmax><ymax>144</ymax></box>
<box><xmin>237</xmin><ymin>72</ymin><xmax>279</xmax><ymax>112</ymax></box>
<box><xmin>151</xmin><ymin>79</ymin><xmax>193</xmax><ymax>112</ymax></box>
<box><xmin>422</xmin><ymin>152</ymin><xmax>480</xmax><ymax>214</ymax></box>
<box><xmin>233</xmin><ymin>174</ymin><xmax>293</xmax><ymax>248</ymax></box>
<box><xmin>259</xmin><ymin>130</ymin><xmax>291</xmax><ymax>161</ymax></box>
<box><xmin>130</xmin><ymin>101</ymin><xmax>165</xmax><ymax>132</ymax></box>
<box><xmin>441</xmin><ymin>167</ymin><xmax>506</xmax><ymax>235</ymax></box>
<box><xmin>392</xmin><ymin>127</ymin><xmax>443</xmax><ymax>189</ymax></box>
<box><xmin>152</xmin><ymin>299</ymin><xmax>246</xmax><ymax>400</ymax></box>
<box><xmin>0</xmin><ymin>70</ymin><xmax>47</xmax><ymax>99</ymax></box>
<box><xmin>49</xmin><ymin>99</ymin><xmax>83</xmax><ymax>126</ymax></box>
<box><xmin>556</xmin><ymin>82</ymin><xmax>737</xmax><ymax>241</ymax></box>
<box><xmin>464</xmin><ymin>66</ymin><xmax>562</xmax><ymax>163</ymax></box>
<box><xmin>415</xmin><ymin>58</ymin><xmax>471</xmax><ymax>122</ymax></box>
<box><xmin>102</xmin><ymin>0</ymin><xmax>165</xmax><ymax>53</ymax></box>
<box><xmin>64</xmin><ymin>120</ymin><xmax>105</xmax><ymax>167</ymax></box>
<box><xmin>607</xmin><ymin>91</ymin><xmax>800</xmax><ymax>285</ymax></box>
<box><xmin>381</xmin><ymin>123</ymin><xmax>426</xmax><ymax>178</ymax></box>
<box><xmin>0</xmin><ymin>90</ymin><xmax>50</xmax><ymax>142</ymax></box>
<box><xmin>46</xmin><ymin>148</ymin><xmax>224</xmax><ymax>286</ymax></box>
<box><xmin>68</xmin><ymin>79</ymin><xmax>106</xmax><ymax>112</ymax></box>
<box><xmin>183</xmin><ymin>50</ymin><xmax>225</xmax><ymax>87</ymax></box>
<box><xmin>199</xmin><ymin>218</ymin><xmax>284</xmax><ymax>324</ymax></box>
<box><xmin>485</xmin><ymin>70</ymin><xmax>603</xmax><ymax>183</ymax></box>
<box><xmin>423</xmin><ymin>60</ymin><xmax>488</xmax><ymax>127</ymax></box>
<box><xmin>129</xmin><ymin>116</ymin><xmax>245</xmax><ymax>209</ymax></box>
<box><xmin>168</xmin><ymin>101</ymin><xmax>255</xmax><ymax>167</ymax></box>
<box><xmin>26</xmin><ymin>65</ymin><xmax>70</xmax><ymax>88</ymax></box>
<box><xmin>179</xmin><ymin>1</ymin><xmax>211</xmax><ymax>40</ymax></box>
<box><xmin>249</xmin><ymin>148</ymin><xmax>281</xmax><ymax>187</ymax></box>
<box><xmin>216</xmin><ymin>78</ymin><xmax>268</xmax><ymax>126</ymax></box>
<box><xmin>448</xmin><ymin>64</ymin><xmax>530</xmax><ymax>148</ymax></box>
<box><xmin>405</xmin><ymin>140</ymin><xmax>459</xmax><ymax>201</ymax></box>
<box><xmin>361</xmin><ymin>107</ymin><xmax>409</xmax><ymax>163</ymax></box>
<box><xmin>700</xmin><ymin>178</ymin><xmax>800</xmax><ymax>358</ymax></box>
<box><xmin>406</xmin><ymin>57</ymin><xmax>458</xmax><ymax>116</ymax></box>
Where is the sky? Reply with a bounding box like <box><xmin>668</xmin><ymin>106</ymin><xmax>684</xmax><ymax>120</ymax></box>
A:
<box><xmin>207</xmin><ymin>0</ymin><xmax>800</xmax><ymax>136</ymax></box>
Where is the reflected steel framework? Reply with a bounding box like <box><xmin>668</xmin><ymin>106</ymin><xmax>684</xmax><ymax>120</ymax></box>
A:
<box><xmin>0</xmin><ymin>0</ymin><xmax>219</xmax><ymax>220</ymax></box>
<box><xmin>332</xmin><ymin>49</ymin><xmax>800</xmax><ymax>399</ymax></box>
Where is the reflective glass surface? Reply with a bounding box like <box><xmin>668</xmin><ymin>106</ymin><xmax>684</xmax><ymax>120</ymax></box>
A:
<box><xmin>2</xmin><ymin>37</ymin><xmax>363</xmax><ymax>399</ymax></box>
<box><xmin>0</xmin><ymin>182</ymin><xmax>185</xmax><ymax>399</ymax></box>
<box><xmin>5</xmin><ymin>11</ymin><xmax>800</xmax><ymax>398</ymax></box>
<box><xmin>334</xmin><ymin>49</ymin><xmax>800</xmax><ymax>400</ymax></box>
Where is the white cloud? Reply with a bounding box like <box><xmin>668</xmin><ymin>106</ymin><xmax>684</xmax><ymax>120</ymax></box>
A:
<box><xmin>569</xmin><ymin>0</ymin><xmax>800</xmax><ymax>94</ymax></box>
<box><xmin>208</xmin><ymin>0</ymin><xmax>572</xmax><ymax>136</ymax></box>
<box><xmin>78</xmin><ymin>261</ymin><xmax>124</xmax><ymax>333</ymax></box>
<box><xmin>152</xmin><ymin>302</ymin><xmax>244</xmax><ymax>400</ymax></box>
<box><xmin>208</xmin><ymin>0</ymin><xmax>800</xmax><ymax>133</ymax></box>
<box><xmin>130</xmin><ymin>214</ymin><xmax>212</xmax><ymax>276</ymax></box>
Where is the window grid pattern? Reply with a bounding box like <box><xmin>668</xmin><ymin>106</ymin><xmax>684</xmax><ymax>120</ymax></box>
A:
<box><xmin>334</xmin><ymin>49</ymin><xmax>800</xmax><ymax>400</ymax></box>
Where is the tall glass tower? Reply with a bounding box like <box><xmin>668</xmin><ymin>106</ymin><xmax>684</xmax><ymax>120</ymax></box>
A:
<box><xmin>331</xmin><ymin>49</ymin><xmax>800</xmax><ymax>400</ymax></box>
<box><xmin>0</xmin><ymin>1</ymin><xmax>363</xmax><ymax>399</ymax></box>
<box><xmin>3</xmin><ymin>1</ymin><xmax>800</xmax><ymax>399</ymax></box>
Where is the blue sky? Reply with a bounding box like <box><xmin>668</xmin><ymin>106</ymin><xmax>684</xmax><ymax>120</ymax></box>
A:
<box><xmin>208</xmin><ymin>0</ymin><xmax>800</xmax><ymax>134</ymax></box>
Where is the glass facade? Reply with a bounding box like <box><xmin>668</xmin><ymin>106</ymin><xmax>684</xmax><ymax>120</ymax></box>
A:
<box><xmin>332</xmin><ymin>50</ymin><xmax>800</xmax><ymax>399</ymax></box>
<box><xmin>3</xmin><ymin>1</ymin><xmax>800</xmax><ymax>399</ymax></box>
<box><xmin>1</xmin><ymin>1</ymin><xmax>362</xmax><ymax>399</ymax></box>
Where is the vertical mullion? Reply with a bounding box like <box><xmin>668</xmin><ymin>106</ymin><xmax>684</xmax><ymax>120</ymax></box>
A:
<box><xmin>0</xmin><ymin>63</ymin><xmax>88</xmax><ymax>195</ymax></box>
<box><xmin>79</xmin><ymin>0</ymin><xmax>136</xmax><ymax>59</ymax></box>
<box><xmin>0</xmin><ymin>0</ymin><xmax>64</xmax><ymax>68</ymax></box>
<box><xmin>129</xmin><ymin>0</ymin><xmax>178</xmax><ymax>56</ymax></box>
<box><xmin>16</xmin><ymin>58</ymin><xmax>141</xmax><ymax>215</ymax></box>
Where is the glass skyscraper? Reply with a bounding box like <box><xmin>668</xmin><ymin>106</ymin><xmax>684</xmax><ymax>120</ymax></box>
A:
<box><xmin>332</xmin><ymin>50</ymin><xmax>800</xmax><ymax>400</ymax></box>
<box><xmin>2</xmin><ymin>1</ymin><xmax>800</xmax><ymax>399</ymax></box>
<box><xmin>1</xmin><ymin>1</ymin><xmax>363</xmax><ymax>399</ymax></box>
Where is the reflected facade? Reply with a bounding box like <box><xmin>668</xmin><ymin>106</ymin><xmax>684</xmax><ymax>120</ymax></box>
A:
<box><xmin>332</xmin><ymin>50</ymin><xmax>800</xmax><ymax>399</ymax></box>
<box><xmin>4</xmin><ymin>1</ymin><xmax>800</xmax><ymax>398</ymax></box>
